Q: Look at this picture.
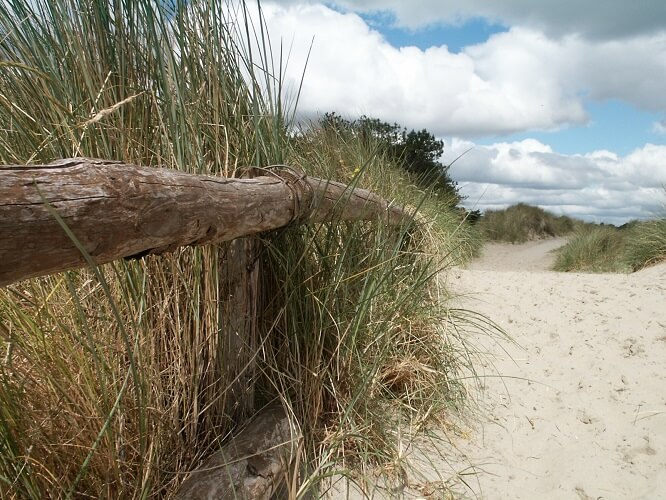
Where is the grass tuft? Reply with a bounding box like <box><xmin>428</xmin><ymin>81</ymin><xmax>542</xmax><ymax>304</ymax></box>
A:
<box><xmin>624</xmin><ymin>217</ymin><xmax>666</xmax><ymax>271</ymax></box>
<box><xmin>553</xmin><ymin>193</ymin><xmax>666</xmax><ymax>273</ymax></box>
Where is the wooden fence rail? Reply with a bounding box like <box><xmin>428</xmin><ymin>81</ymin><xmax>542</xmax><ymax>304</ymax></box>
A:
<box><xmin>0</xmin><ymin>158</ymin><xmax>407</xmax><ymax>287</ymax></box>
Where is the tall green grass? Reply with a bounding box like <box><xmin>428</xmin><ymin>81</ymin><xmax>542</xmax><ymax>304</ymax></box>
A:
<box><xmin>0</xmin><ymin>0</ymin><xmax>490</xmax><ymax>497</ymax></box>
<box><xmin>479</xmin><ymin>203</ymin><xmax>578</xmax><ymax>243</ymax></box>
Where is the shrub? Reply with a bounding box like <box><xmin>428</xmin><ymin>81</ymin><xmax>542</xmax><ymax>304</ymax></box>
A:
<box><xmin>479</xmin><ymin>203</ymin><xmax>578</xmax><ymax>243</ymax></box>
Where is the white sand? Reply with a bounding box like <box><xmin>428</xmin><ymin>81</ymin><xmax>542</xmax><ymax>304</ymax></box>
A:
<box><xmin>447</xmin><ymin>238</ymin><xmax>666</xmax><ymax>499</ymax></box>
<box><xmin>327</xmin><ymin>239</ymin><xmax>666</xmax><ymax>499</ymax></box>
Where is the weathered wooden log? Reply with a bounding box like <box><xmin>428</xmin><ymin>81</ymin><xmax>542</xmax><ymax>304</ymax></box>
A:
<box><xmin>0</xmin><ymin>158</ymin><xmax>407</xmax><ymax>287</ymax></box>
<box><xmin>219</xmin><ymin>239</ymin><xmax>262</xmax><ymax>421</ymax></box>
<box><xmin>174</xmin><ymin>404</ymin><xmax>301</xmax><ymax>500</ymax></box>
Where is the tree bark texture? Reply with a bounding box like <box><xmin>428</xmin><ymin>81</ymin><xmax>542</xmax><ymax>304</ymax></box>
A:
<box><xmin>0</xmin><ymin>158</ymin><xmax>407</xmax><ymax>287</ymax></box>
<box><xmin>174</xmin><ymin>403</ymin><xmax>301</xmax><ymax>500</ymax></box>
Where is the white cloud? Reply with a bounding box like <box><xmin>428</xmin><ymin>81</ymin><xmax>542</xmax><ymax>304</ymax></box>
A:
<box><xmin>468</xmin><ymin>29</ymin><xmax>666</xmax><ymax>112</ymax></box>
<box><xmin>447</xmin><ymin>139</ymin><xmax>666</xmax><ymax>224</ymax></box>
<box><xmin>574</xmin><ymin>36</ymin><xmax>666</xmax><ymax>109</ymax></box>
<box><xmin>263</xmin><ymin>3</ymin><xmax>666</xmax><ymax>138</ymax></box>
<box><xmin>273</xmin><ymin>0</ymin><xmax>666</xmax><ymax>40</ymax></box>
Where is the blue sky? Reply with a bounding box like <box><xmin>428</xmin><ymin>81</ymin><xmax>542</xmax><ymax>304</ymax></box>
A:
<box><xmin>480</xmin><ymin>100</ymin><xmax>665</xmax><ymax>157</ymax></box>
<box><xmin>264</xmin><ymin>1</ymin><xmax>666</xmax><ymax>223</ymax></box>
<box><xmin>359</xmin><ymin>13</ymin><xmax>508</xmax><ymax>53</ymax></box>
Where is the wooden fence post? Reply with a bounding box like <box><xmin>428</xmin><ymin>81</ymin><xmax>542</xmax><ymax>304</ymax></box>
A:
<box><xmin>219</xmin><ymin>236</ymin><xmax>262</xmax><ymax>420</ymax></box>
<box><xmin>217</xmin><ymin>165</ymin><xmax>264</xmax><ymax>421</ymax></box>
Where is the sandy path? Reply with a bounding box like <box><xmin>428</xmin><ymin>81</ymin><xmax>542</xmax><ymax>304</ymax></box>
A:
<box><xmin>465</xmin><ymin>237</ymin><xmax>568</xmax><ymax>272</ymax></box>
<box><xmin>447</xmin><ymin>239</ymin><xmax>666</xmax><ymax>499</ymax></box>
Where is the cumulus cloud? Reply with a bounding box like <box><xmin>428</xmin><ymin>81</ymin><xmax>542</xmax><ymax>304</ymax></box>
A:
<box><xmin>262</xmin><ymin>3</ymin><xmax>666</xmax><ymax>138</ymax></box>
<box><xmin>273</xmin><ymin>0</ymin><xmax>666</xmax><ymax>40</ymax></box>
<box><xmin>447</xmin><ymin>139</ymin><xmax>666</xmax><ymax>224</ymax></box>
<box><xmin>265</xmin><ymin>4</ymin><xmax>584</xmax><ymax>135</ymax></box>
<box><xmin>467</xmin><ymin>29</ymin><xmax>666</xmax><ymax>112</ymax></box>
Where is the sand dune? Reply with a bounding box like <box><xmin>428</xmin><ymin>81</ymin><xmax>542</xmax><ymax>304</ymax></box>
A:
<box><xmin>448</xmin><ymin>238</ymin><xmax>666</xmax><ymax>499</ymax></box>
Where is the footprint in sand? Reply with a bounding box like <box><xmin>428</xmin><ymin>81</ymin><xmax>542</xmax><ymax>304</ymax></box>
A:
<box><xmin>623</xmin><ymin>338</ymin><xmax>645</xmax><ymax>358</ymax></box>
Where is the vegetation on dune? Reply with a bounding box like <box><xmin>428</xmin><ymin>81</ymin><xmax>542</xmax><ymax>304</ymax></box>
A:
<box><xmin>317</xmin><ymin>112</ymin><xmax>462</xmax><ymax>206</ymax></box>
<box><xmin>478</xmin><ymin>200</ymin><xmax>666</xmax><ymax>273</ymax></box>
<box><xmin>554</xmin><ymin>213</ymin><xmax>666</xmax><ymax>273</ymax></box>
<box><xmin>552</xmin><ymin>225</ymin><xmax>630</xmax><ymax>273</ymax></box>
<box><xmin>478</xmin><ymin>203</ymin><xmax>579</xmax><ymax>243</ymax></box>
<box><xmin>293</xmin><ymin>116</ymin><xmax>484</xmax><ymax>263</ymax></box>
<box><xmin>624</xmin><ymin>216</ymin><xmax>666</xmax><ymax>271</ymax></box>
<box><xmin>0</xmin><ymin>0</ymin><xmax>491</xmax><ymax>498</ymax></box>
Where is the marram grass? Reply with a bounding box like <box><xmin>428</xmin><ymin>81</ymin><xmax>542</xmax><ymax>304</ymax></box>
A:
<box><xmin>553</xmin><ymin>225</ymin><xmax>629</xmax><ymax>273</ymax></box>
<box><xmin>479</xmin><ymin>203</ymin><xmax>578</xmax><ymax>243</ymax></box>
<box><xmin>624</xmin><ymin>216</ymin><xmax>666</xmax><ymax>271</ymax></box>
<box><xmin>0</xmin><ymin>0</ymin><xmax>490</xmax><ymax>498</ymax></box>
<box><xmin>553</xmin><ymin>206</ymin><xmax>666</xmax><ymax>274</ymax></box>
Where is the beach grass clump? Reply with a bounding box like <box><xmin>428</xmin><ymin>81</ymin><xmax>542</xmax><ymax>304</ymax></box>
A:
<box><xmin>289</xmin><ymin>120</ymin><xmax>485</xmax><ymax>264</ymax></box>
<box><xmin>553</xmin><ymin>191</ymin><xmax>666</xmax><ymax>273</ymax></box>
<box><xmin>553</xmin><ymin>225</ymin><xmax>630</xmax><ymax>273</ymax></box>
<box><xmin>479</xmin><ymin>203</ymin><xmax>578</xmax><ymax>243</ymax></box>
<box><xmin>624</xmin><ymin>217</ymin><xmax>666</xmax><ymax>271</ymax></box>
<box><xmin>0</xmin><ymin>0</ymin><xmax>489</xmax><ymax>497</ymax></box>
